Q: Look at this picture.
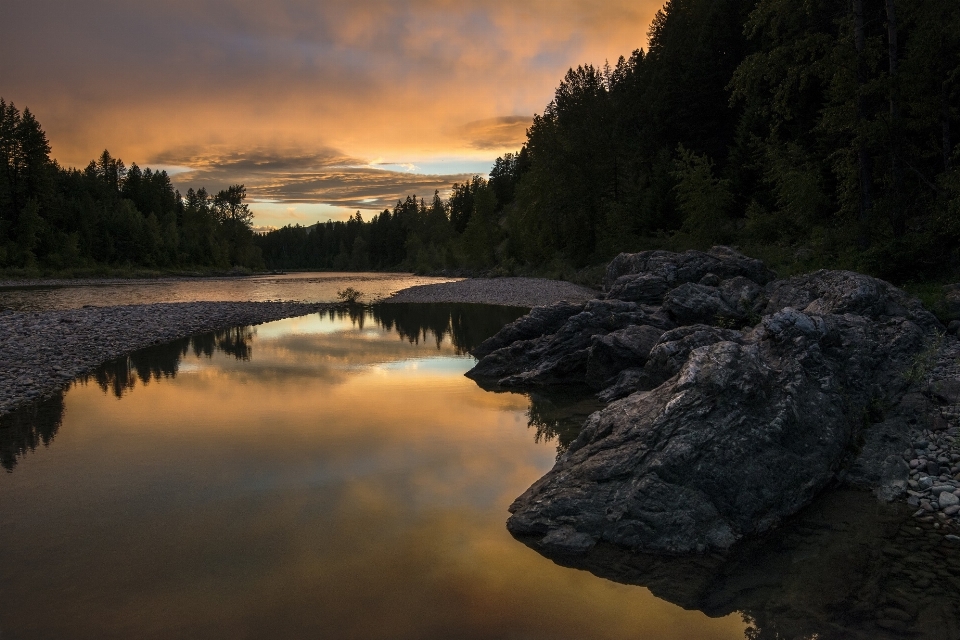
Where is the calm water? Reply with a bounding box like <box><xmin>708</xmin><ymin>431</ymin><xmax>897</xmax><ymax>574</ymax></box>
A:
<box><xmin>0</xmin><ymin>272</ymin><xmax>457</xmax><ymax>312</ymax></box>
<box><xmin>0</xmin><ymin>304</ymin><xmax>749</xmax><ymax>640</ymax></box>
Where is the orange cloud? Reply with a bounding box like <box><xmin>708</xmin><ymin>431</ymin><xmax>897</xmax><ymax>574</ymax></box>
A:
<box><xmin>0</xmin><ymin>0</ymin><xmax>664</xmax><ymax>224</ymax></box>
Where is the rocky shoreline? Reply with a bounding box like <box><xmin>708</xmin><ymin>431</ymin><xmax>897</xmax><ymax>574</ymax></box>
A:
<box><xmin>0</xmin><ymin>301</ymin><xmax>330</xmax><ymax>417</ymax></box>
<box><xmin>465</xmin><ymin>247</ymin><xmax>960</xmax><ymax>554</ymax></box>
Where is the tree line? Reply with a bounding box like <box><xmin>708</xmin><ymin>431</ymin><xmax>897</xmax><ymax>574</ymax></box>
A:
<box><xmin>4</xmin><ymin>0</ymin><xmax>959</xmax><ymax>282</ymax></box>
<box><xmin>258</xmin><ymin>0</ymin><xmax>960</xmax><ymax>284</ymax></box>
<box><xmin>0</xmin><ymin>99</ymin><xmax>262</xmax><ymax>272</ymax></box>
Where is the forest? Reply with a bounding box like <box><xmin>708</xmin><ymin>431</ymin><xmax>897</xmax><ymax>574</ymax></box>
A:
<box><xmin>3</xmin><ymin>0</ymin><xmax>960</xmax><ymax>285</ymax></box>
<box><xmin>257</xmin><ymin>0</ymin><xmax>960</xmax><ymax>285</ymax></box>
<box><xmin>0</xmin><ymin>102</ymin><xmax>263</xmax><ymax>272</ymax></box>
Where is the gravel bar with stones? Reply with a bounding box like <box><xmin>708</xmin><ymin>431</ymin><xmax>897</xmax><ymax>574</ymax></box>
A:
<box><xmin>382</xmin><ymin>277</ymin><xmax>599</xmax><ymax>307</ymax></box>
<box><xmin>904</xmin><ymin>336</ymin><xmax>960</xmax><ymax>533</ymax></box>
<box><xmin>0</xmin><ymin>301</ymin><xmax>330</xmax><ymax>417</ymax></box>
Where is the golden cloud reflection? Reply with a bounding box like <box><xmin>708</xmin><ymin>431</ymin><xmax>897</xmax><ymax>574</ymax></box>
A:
<box><xmin>0</xmin><ymin>309</ymin><xmax>747</xmax><ymax>638</ymax></box>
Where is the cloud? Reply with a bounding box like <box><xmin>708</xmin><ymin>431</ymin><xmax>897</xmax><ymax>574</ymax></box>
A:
<box><xmin>0</xmin><ymin>0</ymin><xmax>664</xmax><ymax>221</ymax></box>
<box><xmin>163</xmin><ymin>148</ymin><xmax>474</xmax><ymax>211</ymax></box>
<box><xmin>456</xmin><ymin>116</ymin><xmax>531</xmax><ymax>151</ymax></box>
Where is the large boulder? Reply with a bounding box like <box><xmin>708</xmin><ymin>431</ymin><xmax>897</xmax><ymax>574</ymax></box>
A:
<box><xmin>466</xmin><ymin>247</ymin><xmax>944</xmax><ymax>555</ymax></box>
<box><xmin>507</xmin><ymin>305</ymin><xmax>933</xmax><ymax>554</ymax></box>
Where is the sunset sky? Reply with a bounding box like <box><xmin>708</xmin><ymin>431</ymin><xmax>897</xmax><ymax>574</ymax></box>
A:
<box><xmin>1</xmin><ymin>0</ymin><xmax>662</xmax><ymax>228</ymax></box>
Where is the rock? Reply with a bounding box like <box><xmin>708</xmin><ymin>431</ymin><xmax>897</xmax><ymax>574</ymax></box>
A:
<box><xmin>604</xmin><ymin>246</ymin><xmax>775</xmax><ymax>289</ymax></box>
<box><xmin>661</xmin><ymin>283</ymin><xmax>743</xmax><ymax>326</ymax></box>
<box><xmin>536</xmin><ymin>525</ymin><xmax>597</xmax><ymax>555</ymax></box>
<box><xmin>940</xmin><ymin>492</ymin><xmax>960</xmax><ymax>508</ymax></box>
<box><xmin>943</xmin><ymin>284</ymin><xmax>960</xmax><ymax>321</ymax></box>
<box><xmin>605</xmin><ymin>273</ymin><xmax>671</xmax><ymax>305</ymax></box>
<box><xmin>471</xmin><ymin>301</ymin><xmax>584</xmax><ymax>360</ymax></box>
<box><xmin>873</xmin><ymin>455</ymin><xmax>910</xmax><ymax>502</ymax></box>
<box><xmin>584</xmin><ymin>325</ymin><xmax>664</xmax><ymax>389</ymax></box>
<box><xmin>596</xmin><ymin>370</ymin><xmax>650</xmax><ymax>403</ymax></box>
<box><xmin>467</xmin><ymin>299</ymin><xmax>671</xmax><ymax>388</ymax></box>
<box><xmin>643</xmin><ymin>325</ymin><xmax>744</xmax><ymax>388</ymax></box>
<box><xmin>484</xmin><ymin>253</ymin><xmax>942</xmax><ymax>554</ymax></box>
<box><xmin>509</xmin><ymin>301</ymin><xmax>932</xmax><ymax>553</ymax></box>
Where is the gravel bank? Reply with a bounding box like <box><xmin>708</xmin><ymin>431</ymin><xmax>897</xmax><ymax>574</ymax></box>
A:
<box><xmin>382</xmin><ymin>277</ymin><xmax>599</xmax><ymax>307</ymax></box>
<box><xmin>903</xmin><ymin>337</ymin><xmax>960</xmax><ymax>532</ymax></box>
<box><xmin>0</xmin><ymin>301</ymin><xmax>329</xmax><ymax>417</ymax></box>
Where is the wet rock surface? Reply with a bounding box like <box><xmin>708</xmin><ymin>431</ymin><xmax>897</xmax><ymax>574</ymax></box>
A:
<box><xmin>466</xmin><ymin>246</ymin><xmax>957</xmax><ymax>555</ymax></box>
<box><xmin>0</xmin><ymin>301</ymin><xmax>329</xmax><ymax>418</ymax></box>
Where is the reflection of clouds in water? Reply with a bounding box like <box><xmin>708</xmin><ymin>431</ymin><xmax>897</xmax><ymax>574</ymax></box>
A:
<box><xmin>85</xmin><ymin>304</ymin><xmax>528</xmax><ymax>401</ymax></box>
<box><xmin>13</xmin><ymin>371</ymin><xmax>745</xmax><ymax>640</ymax></box>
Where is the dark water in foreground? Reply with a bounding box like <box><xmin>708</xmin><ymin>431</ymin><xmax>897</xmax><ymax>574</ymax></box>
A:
<box><xmin>2</xmin><ymin>304</ymin><xmax>958</xmax><ymax>639</ymax></box>
<box><xmin>0</xmin><ymin>304</ymin><xmax>746</xmax><ymax>640</ymax></box>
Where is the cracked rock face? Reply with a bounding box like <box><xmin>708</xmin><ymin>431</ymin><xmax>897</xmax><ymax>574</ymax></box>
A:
<box><xmin>466</xmin><ymin>246</ymin><xmax>943</xmax><ymax>554</ymax></box>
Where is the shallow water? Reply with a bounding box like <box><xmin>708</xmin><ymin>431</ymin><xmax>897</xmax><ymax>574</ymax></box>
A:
<box><xmin>0</xmin><ymin>304</ymin><xmax>749</xmax><ymax>640</ymax></box>
<box><xmin>0</xmin><ymin>272</ymin><xmax>455</xmax><ymax>312</ymax></box>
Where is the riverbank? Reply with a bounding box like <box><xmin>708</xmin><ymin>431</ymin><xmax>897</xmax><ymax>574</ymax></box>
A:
<box><xmin>0</xmin><ymin>301</ymin><xmax>330</xmax><ymax>417</ymax></box>
<box><xmin>382</xmin><ymin>277</ymin><xmax>599</xmax><ymax>307</ymax></box>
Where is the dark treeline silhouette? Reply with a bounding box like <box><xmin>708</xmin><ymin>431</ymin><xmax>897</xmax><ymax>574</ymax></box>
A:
<box><xmin>0</xmin><ymin>392</ymin><xmax>64</xmax><ymax>471</ymax></box>
<box><xmin>6</xmin><ymin>0</ymin><xmax>957</xmax><ymax>282</ymax></box>
<box><xmin>0</xmin><ymin>100</ymin><xmax>262</xmax><ymax>271</ymax></box>
<box><xmin>257</xmin><ymin>0</ymin><xmax>960</xmax><ymax>284</ymax></box>
<box><xmin>369</xmin><ymin>303</ymin><xmax>527</xmax><ymax>355</ymax></box>
<box><xmin>89</xmin><ymin>327</ymin><xmax>254</xmax><ymax>399</ymax></box>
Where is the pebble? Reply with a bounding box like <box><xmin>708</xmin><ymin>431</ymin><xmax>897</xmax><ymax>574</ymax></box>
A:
<box><xmin>941</xmin><ymin>492</ymin><xmax>960</xmax><ymax>508</ymax></box>
<box><xmin>900</xmin><ymin>339</ymin><xmax>960</xmax><ymax>536</ymax></box>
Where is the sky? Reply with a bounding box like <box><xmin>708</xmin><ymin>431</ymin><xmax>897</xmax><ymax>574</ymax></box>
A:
<box><xmin>0</xmin><ymin>0</ymin><xmax>663</xmax><ymax>229</ymax></box>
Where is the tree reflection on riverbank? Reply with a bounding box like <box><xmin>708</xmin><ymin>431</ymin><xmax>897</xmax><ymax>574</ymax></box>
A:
<box><xmin>0</xmin><ymin>393</ymin><xmax>64</xmax><ymax>471</ymax></box>
<box><xmin>83</xmin><ymin>304</ymin><xmax>528</xmax><ymax>401</ymax></box>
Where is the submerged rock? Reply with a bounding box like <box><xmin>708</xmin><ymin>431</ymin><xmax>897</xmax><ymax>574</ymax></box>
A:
<box><xmin>467</xmin><ymin>246</ymin><xmax>946</xmax><ymax>554</ymax></box>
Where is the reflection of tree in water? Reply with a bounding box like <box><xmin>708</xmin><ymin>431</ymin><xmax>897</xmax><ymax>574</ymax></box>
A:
<box><xmin>527</xmin><ymin>390</ymin><xmax>605</xmax><ymax>458</ymax></box>
<box><xmin>368</xmin><ymin>303</ymin><xmax>528</xmax><ymax>355</ymax></box>
<box><xmin>88</xmin><ymin>327</ymin><xmax>255</xmax><ymax>399</ymax></box>
<box><xmin>0</xmin><ymin>392</ymin><xmax>64</xmax><ymax>472</ymax></box>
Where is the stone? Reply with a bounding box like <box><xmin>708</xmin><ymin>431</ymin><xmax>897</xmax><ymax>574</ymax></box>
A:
<box><xmin>535</xmin><ymin>525</ymin><xmax>597</xmax><ymax>555</ymax></box>
<box><xmin>605</xmin><ymin>273</ymin><xmax>671</xmax><ymax>305</ymax></box>
<box><xmin>467</xmin><ymin>299</ymin><xmax>671</xmax><ymax>388</ymax></box>
<box><xmin>604</xmin><ymin>246</ymin><xmax>776</xmax><ymax>290</ymax></box>
<box><xmin>584</xmin><ymin>325</ymin><xmax>664</xmax><ymax>389</ymax></box>
<box><xmin>471</xmin><ymin>301</ymin><xmax>584</xmax><ymax>360</ymax></box>
<box><xmin>596</xmin><ymin>369</ymin><xmax>650</xmax><ymax>404</ymax></box>
<box><xmin>468</xmin><ymin>249</ymin><xmax>947</xmax><ymax>554</ymax></box>
<box><xmin>940</xmin><ymin>492</ymin><xmax>960</xmax><ymax>508</ymax></box>
<box><xmin>661</xmin><ymin>283</ymin><xmax>743</xmax><ymax>326</ymax></box>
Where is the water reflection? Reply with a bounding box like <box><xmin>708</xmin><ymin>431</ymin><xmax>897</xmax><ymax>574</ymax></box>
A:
<box><xmin>517</xmin><ymin>489</ymin><xmax>960</xmax><ymax>639</ymax></box>
<box><xmin>82</xmin><ymin>304</ymin><xmax>528</xmax><ymax>401</ymax></box>
<box><xmin>88</xmin><ymin>328</ymin><xmax>255</xmax><ymax>399</ymax></box>
<box><xmin>370</xmin><ymin>303</ymin><xmax>527</xmax><ymax>356</ymax></box>
<box><xmin>526</xmin><ymin>390</ymin><xmax>605</xmax><ymax>458</ymax></box>
<box><xmin>0</xmin><ymin>393</ymin><xmax>64</xmax><ymax>471</ymax></box>
<box><xmin>0</xmin><ymin>304</ymin><xmax>748</xmax><ymax>640</ymax></box>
